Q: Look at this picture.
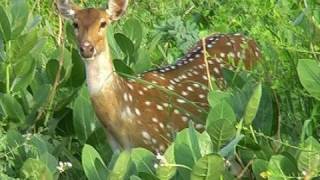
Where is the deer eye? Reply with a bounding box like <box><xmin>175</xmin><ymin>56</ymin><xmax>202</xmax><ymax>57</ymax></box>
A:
<box><xmin>100</xmin><ymin>21</ymin><xmax>107</xmax><ymax>28</ymax></box>
<box><xmin>73</xmin><ymin>22</ymin><xmax>79</xmax><ymax>29</ymax></box>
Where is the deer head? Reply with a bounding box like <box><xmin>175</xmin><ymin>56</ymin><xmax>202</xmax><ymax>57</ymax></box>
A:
<box><xmin>56</xmin><ymin>0</ymin><xmax>128</xmax><ymax>59</ymax></box>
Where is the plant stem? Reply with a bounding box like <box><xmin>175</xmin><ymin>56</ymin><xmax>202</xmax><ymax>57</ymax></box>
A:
<box><xmin>44</xmin><ymin>15</ymin><xmax>65</xmax><ymax>125</ymax></box>
<box><xmin>6</xmin><ymin>64</ymin><xmax>10</xmax><ymax>94</ymax></box>
<box><xmin>250</xmin><ymin>125</ymin><xmax>258</xmax><ymax>143</ymax></box>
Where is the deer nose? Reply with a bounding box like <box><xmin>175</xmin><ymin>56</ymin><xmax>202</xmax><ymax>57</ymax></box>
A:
<box><xmin>80</xmin><ymin>42</ymin><xmax>95</xmax><ymax>58</ymax></box>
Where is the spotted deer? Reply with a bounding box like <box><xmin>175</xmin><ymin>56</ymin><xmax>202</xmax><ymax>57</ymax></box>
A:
<box><xmin>56</xmin><ymin>0</ymin><xmax>261</xmax><ymax>153</ymax></box>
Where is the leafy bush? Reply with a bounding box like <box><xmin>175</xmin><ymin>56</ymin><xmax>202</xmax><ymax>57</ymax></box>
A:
<box><xmin>1</xmin><ymin>0</ymin><xmax>320</xmax><ymax>179</ymax></box>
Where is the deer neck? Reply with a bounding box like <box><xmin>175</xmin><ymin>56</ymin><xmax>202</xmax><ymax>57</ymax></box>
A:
<box><xmin>84</xmin><ymin>42</ymin><xmax>117</xmax><ymax>95</ymax></box>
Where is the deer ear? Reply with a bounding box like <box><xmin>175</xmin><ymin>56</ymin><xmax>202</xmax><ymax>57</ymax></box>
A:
<box><xmin>56</xmin><ymin>0</ymin><xmax>80</xmax><ymax>19</ymax></box>
<box><xmin>106</xmin><ymin>0</ymin><xmax>128</xmax><ymax>21</ymax></box>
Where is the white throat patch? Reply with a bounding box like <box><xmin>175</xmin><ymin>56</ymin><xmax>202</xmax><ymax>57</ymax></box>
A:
<box><xmin>84</xmin><ymin>52</ymin><xmax>114</xmax><ymax>95</ymax></box>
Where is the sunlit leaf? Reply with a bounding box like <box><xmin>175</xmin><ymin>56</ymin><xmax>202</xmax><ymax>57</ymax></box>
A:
<box><xmin>268</xmin><ymin>155</ymin><xmax>298</xmax><ymax>180</ymax></box>
<box><xmin>73</xmin><ymin>87</ymin><xmax>97</xmax><ymax>143</ymax></box>
<box><xmin>156</xmin><ymin>144</ymin><xmax>176</xmax><ymax>180</ymax></box>
<box><xmin>244</xmin><ymin>83</ymin><xmax>262</xmax><ymax>126</ymax></box>
<box><xmin>21</xmin><ymin>158</ymin><xmax>53</xmax><ymax>180</ymax></box>
<box><xmin>252</xmin><ymin>159</ymin><xmax>268</xmax><ymax>180</ymax></box>
<box><xmin>0</xmin><ymin>5</ymin><xmax>11</xmax><ymax>42</ymax></box>
<box><xmin>131</xmin><ymin>148</ymin><xmax>156</xmax><ymax>175</ymax></box>
<box><xmin>206</xmin><ymin>102</ymin><xmax>236</xmax><ymax>152</ymax></box>
<box><xmin>297</xmin><ymin>137</ymin><xmax>320</xmax><ymax>178</ymax></box>
<box><xmin>297</xmin><ymin>59</ymin><xmax>320</xmax><ymax>100</ymax></box>
<box><xmin>0</xmin><ymin>94</ymin><xmax>25</xmax><ymax>122</ymax></box>
<box><xmin>190</xmin><ymin>154</ymin><xmax>225</xmax><ymax>180</ymax></box>
<box><xmin>109</xmin><ymin>150</ymin><xmax>134</xmax><ymax>180</ymax></box>
<box><xmin>82</xmin><ymin>144</ymin><xmax>109</xmax><ymax>180</ymax></box>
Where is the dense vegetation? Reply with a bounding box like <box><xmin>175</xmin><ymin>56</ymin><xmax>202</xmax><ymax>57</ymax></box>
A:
<box><xmin>1</xmin><ymin>0</ymin><xmax>320</xmax><ymax>179</ymax></box>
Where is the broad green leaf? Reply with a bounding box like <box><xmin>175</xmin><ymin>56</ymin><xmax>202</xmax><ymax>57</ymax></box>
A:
<box><xmin>82</xmin><ymin>144</ymin><xmax>108</xmax><ymax>180</ymax></box>
<box><xmin>10</xmin><ymin>0</ymin><xmax>29</xmax><ymax>37</ymax></box>
<box><xmin>206</xmin><ymin>102</ymin><xmax>236</xmax><ymax>152</ymax></box>
<box><xmin>11</xmin><ymin>57</ymin><xmax>36</xmax><ymax>92</ymax></box>
<box><xmin>46</xmin><ymin>59</ymin><xmax>60</xmax><ymax>84</ymax></box>
<box><xmin>267</xmin><ymin>155</ymin><xmax>298</xmax><ymax>180</ymax></box>
<box><xmin>113</xmin><ymin>59</ymin><xmax>134</xmax><ymax>75</ymax></box>
<box><xmin>107</xmin><ymin>25</ymin><xmax>122</xmax><ymax>58</ymax></box>
<box><xmin>73</xmin><ymin>87</ymin><xmax>97</xmax><ymax>143</ymax></box>
<box><xmin>39</xmin><ymin>152</ymin><xmax>59</xmax><ymax>175</ymax></box>
<box><xmin>207</xmin><ymin>90</ymin><xmax>232</xmax><ymax>108</ymax></box>
<box><xmin>252</xmin><ymin>159</ymin><xmax>268</xmax><ymax>180</ymax></box>
<box><xmin>197</xmin><ymin>132</ymin><xmax>213</xmax><ymax>156</ymax></box>
<box><xmin>11</xmin><ymin>31</ymin><xmax>38</xmax><ymax>59</ymax></box>
<box><xmin>133</xmin><ymin>49</ymin><xmax>151</xmax><ymax>73</ymax></box>
<box><xmin>123</xmin><ymin>18</ymin><xmax>143</xmax><ymax>48</ymax></box>
<box><xmin>0</xmin><ymin>5</ymin><xmax>11</xmax><ymax>42</ymax></box>
<box><xmin>244</xmin><ymin>83</ymin><xmax>262</xmax><ymax>126</ymax></box>
<box><xmin>27</xmin><ymin>134</ymin><xmax>51</xmax><ymax>156</ymax></box>
<box><xmin>6</xmin><ymin>130</ymin><xmax>26</xmax><ymax>168</ymax></box>
<box><xmin>109</xmin><ymin>150</ymin><xmax>134</xmax><ymax>180</ymax></box>
<box><xmin>130</xmin><ymin>175</ymin><xmax>142</xmax><ymax>180</ymax></box>
<box><xmin>0</xmin><ymin>94</ymin><xmax>25</xmax><ymax>122</ymax></box>
<box><xmin>297</xmin><ymin>137</ymin><xmax>320</xmax><ymax>178</ymax></box>
<box><xmin>156</xmin><ymin>144</ymin><xmax>176</xmax><ymax>180</ymax></box>
<box><xmin>131</xmin><ymin>148</ymin><xmax>156</xmax><ymax>175</ymax></box>
<box><xmin>87</xmin><ymin>127</ymin><xmax>113</xmax><ymax>164</ymax></box>
<box><xmin>190</xmin><ymin>154</ymin><xmax>225</xmax><ymax>180</ymax></box>
<box><xmin>174</xmin><ymin>129</ymin><xmax>198</xmax><ymax>179</ymax></box>
<box><xmin>114</xmin><ymin>33</ymin><xmax>135</xmax><ymax>58</ymax></box>
<box><xmin>20</xmin><ymin>158</ymin><xmax>53</xmax><ymax>180</ymax></box>
<box><xmin>297</xmin><ymin>59</ymin><xmax>320</xmax><ymax>100</ymax></box>
<box><xmin>252</xmin><ymin>86</ymin><xmax>275</xmax><ymax>136</ymax></box>
<box><xmin>188</xmin><ymin>122</ymin><xmax>202</xmax><ymax>161</ymax></box>
<box><xmin>68</xmin><ymin>48</ymin><xmax>86</xmax><ymax>88</ymax></box>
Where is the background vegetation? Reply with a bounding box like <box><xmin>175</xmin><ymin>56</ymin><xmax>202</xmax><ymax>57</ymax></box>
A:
<box><xmin>0</xmin><ymin>0</ymin><xmax>320</xmax><ymax>179</ymax></box>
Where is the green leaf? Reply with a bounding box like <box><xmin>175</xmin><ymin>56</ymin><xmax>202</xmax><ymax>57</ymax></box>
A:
<box><xmin>0</xmin><ymin>93</ymin><xmax>25</xmax><ymax>122</ymax></box>
<box><xmin>109</xmin><ymin>150</ymin><xmax>134</xmax><ymax>180</ymax></box>
<box><xmin>123</xmin><ymin>18</ymin><xmax>143</xmax><ymax>48</ymax></box>
<box><xmin>68</xmin><ymin>48</ymin><xmax>86</xmax><ymax>87</ymax></box>
<box><xmin>20</xmin><ymin>158</ymin><xmax>53</xmax><ymax>180</ymax></box>
<box><xmin>39</xmin><ymin>152</ymin><xmax>59</xmax><ymax>175</ymax></box>
<box><xmin>11</xmin><ymin>31</ymin><xmax>38</xmax><ymax>59</ymax></box>
<box><xmin>10</xmin><ymin>0</ymin><xmax>29</xmax><ymax>37</ymax></box>
<box><xmin>0</xmin><ymin>5</ymin><xmax>11</xmax><ymax>42</ymax></box>
<box><xmin>82</xmin><ymin>144</ymin><xmax>108</xmax><ymax>180</ymax></box>
<box><xmin>114</xmin><ymin>33</ymin><xmax>135</xmax><ymax>57</ymax></box>
<box><xmin>206</xmin><ymin>102</ymin><xmax>236</xmax><ymax>152</ymax></box>
<box><xmin>113</xmin><ymin>59</ymin><xmax>134</xmax><ymax>75</ymax></box>
<box><xmin>6</xmin><ymin>130</ymin><xmax>26</xmax><ymax>168</ymax></box>
<box><xmin>131</xmin><ymin>148</ymin><xmax>156</xmax><ymax>175</ymax></box>
<box><xmin>87</xmin><ymin>127</ymin><xmax>113</xmax><ymax>164</ymax></box>
<box><xmin>46</xmin><ymin>59</ymin><xmax>60</xmax><ymax>84</ymax></box>
<box><xmin>267</xmin><ymin>155</ymin><xmax>298</xmax><ymax>180</ymax></box>
<box><xmin>156</xmin><ymin>144</ymin><xmax>176</xmax><ymax>180</ymax></box>
<box><xmin>27</xmin><ymin>134</ymin><xmax>51</xmax><ymax>156</ymax></box>
<box><xmin>190</xmin><ymin>154</ymin><xmax>225</xmax><ymax>180</ymax></box>
<box><xmin>297</xmin><ymin>137</ymin><xmax>320</xmax><ymax>178</ymax></box>
<box><xmin>73</xmin><ymin>87</ymin><xmax>97</xmax><ymax>143</ymax></box>
<box><xmin>208</xmin><ymin>90</ymin><xmax>232</xmax><ymax>108</ymax></box>
<box><xmin>197</xmin><ymin>132</ymin><xmax>213</xmax><ymax>156</ymax></box>
<box><xmin>174</xmin><ymin>129</ymin><xmax>199</xmax><ymax>179</ymax></box>
<box><xmin>243</xmin><ymin>83</ymin><xmax>262</xmax><ymax>126</ymax></box>
<box><xmin>297</xmin><ymin>59</ymin><xmax>320</xmax><ymax>100</ymax></box>
<box><xmin>252</xmin><ymin>159</ymin><xmax>268</xmax><ymax>180</ymax></box>
<box><xmin>133</xmin><ymin>49</ymin><xmax>151</xmax><ymax>73</ymax></box>
<box><xmin>11</xmin><ymin>57</ymin><xmax>36</xmax><ymax>92</ymax></box>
